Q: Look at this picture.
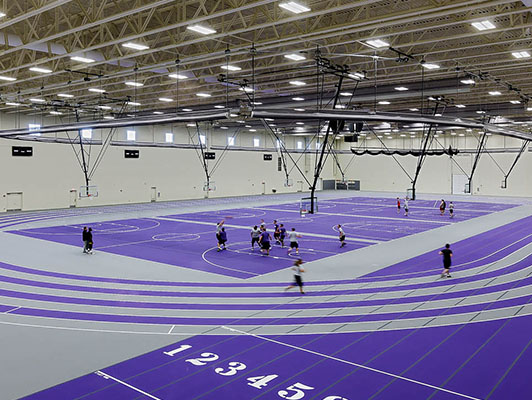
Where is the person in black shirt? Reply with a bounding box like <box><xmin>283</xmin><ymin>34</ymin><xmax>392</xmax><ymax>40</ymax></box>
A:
<box><xmin>439</xmin><ymin>243</ymin><xmax>452</xmax><ymax>278</ymax></box>
<box><xmin>82</xmin><ymin>227</ymin><xmax>89</xmax><ymax>253</ymax></box>
<box><xmin>86</xmin><ymin>227</ymin><xmax>94</xmax><ymax>254</ymax></box>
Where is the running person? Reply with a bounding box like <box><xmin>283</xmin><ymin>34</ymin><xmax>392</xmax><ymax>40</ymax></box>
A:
<box><xmin>338</xmin><ymin>224</ymin><xmax>346</xmax><ymax>247</ymax></box>
<box><xmin>439</xmin><ymin>243</ymin><xmax>453</xmax><ymax>278</ymax></box>
<box><xmin>449</xmin><ymin>202</ymin><xmax>454</xmax><ymax>218</ymax></box>
<box><xmin>251</xmin><ymin>225</ymin><xmax>261</xmax><ymax>250</ymax></box>
<box><xmin>439</xmin><ymin>199</ymin><xmax>446</xmax><ymax>216</ymax></box>
<box><xmin>259</xmin><ymin>228</ymin><xmax>272</xmax><ymax>256</ymax></box>
<box><xmin>396</xmin><ymin>197</ymin><xmax>401</xmax><ymax>213</ymax></box>
<box><xmin>273</xmin><ymin>220</ymin><xmax>280</xmax><ymax>244</ymax></box>
<box><xmin>216</xmin><ymin>220</ymin><xmax>225</xmax><ymax>251</ymax></box>
<box><xmin>287</xmin><ymin>228</ymin><xmax>301</xmax><ymax>255</ymax></box>
<box><xmin>404</xmin><ymin>197</ymin><xmax>409</xmax><ymax>217</ymax></box>
<box><xmin>279</xmin><ymin>224</ymin><xmax>287</xmax><ymax>247</ymax></box>
<box><xmin>285</xmin><ymin>259</ymin><xmax>305</xmax><ymax>294</ymax></box>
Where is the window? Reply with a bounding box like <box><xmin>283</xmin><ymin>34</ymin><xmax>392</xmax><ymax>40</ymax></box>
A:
<box><xmin>29</xmin><ymin>123</ymin><xmax>41</xmax><ymax>136</ymax></box>
<box><xmin>165</xmin><ymin>133</ymin><xmax>174</xmax><ymax>143</ymax></box>
<box><xmin>297</xmin><ymin>141</ymin><xmax>303</xmax><ymax>150</ymax></box>
<box><xmin>199</xmin><ymin>134</ymin><xmax>206</xmax><ymax>145</ymax></box>
<box><xmin>127</xmin><ymin>130</ymin><xmax>136</xmax><ymax>141</ymax></box>
<box><xmin>253</xmin><ymin>138</ymin><xmax>260</xmax><ymax>147</ymax></box>
<box><xmin>81</xmin><ymin>129</ymin><xmax>92</xmax><ymax>139</ymax></box>
<box><xmin>227</xmin><ymin>136</ymin><xmax>235</xmax><ymax>146</ymax></box>
<box><xmin>315</xmin><ymin>140</ymin><xmax>321</xmax><ymax>150</ymax></box>
<box><xmin>276</xmin><ymin>139</ymin><xmax>282</xmax><ymax>149</ymax></box>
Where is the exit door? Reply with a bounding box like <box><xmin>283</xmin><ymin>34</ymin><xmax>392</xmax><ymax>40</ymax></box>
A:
<box><xmin>6</xmin><ymin>192</ymin><xmax>23</xmax><ymax>211</ymax></box>
<box><xmin>151</xmin><ymin>187</ymin><xmax>157</xmax><ymax>202</ymax></box>
<box><xmin>70</xmin><ymin>189</ymin><xmax>77</xmax><ymax>208</ymax></box>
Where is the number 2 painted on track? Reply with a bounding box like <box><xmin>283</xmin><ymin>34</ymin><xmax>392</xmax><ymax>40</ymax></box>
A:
<box><xmin>163</xmin><ymin>344</ymin><xmax>192</xmax><ymax>357</ymax></box>
<box><xmin>185</xmin><ymin>352</ymin><xmax>219</xmax><ymax>366</ymax></box>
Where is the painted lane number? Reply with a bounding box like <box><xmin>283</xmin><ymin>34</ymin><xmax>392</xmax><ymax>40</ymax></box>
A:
<box><xmin>215</xmin><ymin>361</ymin><xmax>247</xmax><ymax>376</ymax></box>
<box><xmin>185</xmin><ymin>352</ymin><xmax>219</xmax><ymax>366</ymax></box>
<box><xmin>247</xmin><ymin>374</ymin><xmax>279</xmax><ymax>389</ymax></box>
<box><xmin>278</xmin><ymin>382</ymin><xmax>315</xmax><ymax>400</ymax></box>
<box><xmin>163</xmin><ymin>344</ymin><xmax>192</xmax><ymax>357</ymax></box>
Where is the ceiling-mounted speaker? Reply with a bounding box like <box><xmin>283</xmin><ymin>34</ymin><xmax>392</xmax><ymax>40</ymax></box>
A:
<box><xmin>355</xmin><ymin>122</ymin><xmax>364</xmax><ymax>132</ymax></box>
<box><xmin>330</xmin><ymin>119</ymin><xmax>345</xmax><ymax>132</ymax></box>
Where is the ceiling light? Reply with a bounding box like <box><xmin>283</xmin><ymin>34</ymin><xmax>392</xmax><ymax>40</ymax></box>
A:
<box><xmin>103</xmin><ymin>116</ymin><xmax>115</xmax><ymax>120</ymax></box>
<box><xmin>89</xmin><ymin>88</ymin><xmax>105</xmax><ymax>93</ymax></box>
<box><xmin>239</xmin><ymin>87</ymin><xmax>254</xmax><ymax>93</ymax></box>
<box><xmin>471</xmin><ymin>20</ymin><xmax>496</xmax><ymax>31</ymax></box>
<box><xmin>71</xmin><ymin>56</ymin><xmax>95</xmax><ymax>63</ymax></box>
<box><xmin>196</xmin><ymin>93</ymin><xmax>211</xmax><ymax>98</ymax></box>
<box><xmin>29</xmin><ymin>67</ymin><xmax>52</xmax><ymax>74</ymax></box>
<box><xmin>395</xmin><ymin>86</ymin><xmax>408</xmax><ymax>91</ymax></box>
<box><xmin>253</xmin><ymin>102</ymin><xmax>263</xmax><ymax>105</ymax></box>
<box><xmin>220</xmin><ymin>126</ymin><xmax>229</xmax><ymax>130</ymax></box>
<box><xmin>187</xmin><ymin>24</ymin><xmax>216</xmax><ymax>35</ymax></box>
<box><xmin>221</xmin><ymin>65</ymin><xmax>242</xmax><ymax>71</ymax></box>
<box><xmin>461</xmin><ymin>79</ymin><xmax>475</xmax><ymax>85</ymax></box>
<box><xmin>182</xmin><ymin>108</ymin><xmax>193</xmax><ymax>112</ymax></box>
<box><xmin>296</xmin><ymin>122</ymin><xmax>304</xmax><ymax>125</ymax></box>
<box><xmin>434</xmin><ymin>113</ymin><xmax>442</xmax><ymax>116</ymax></box>
<box><xmin>348</xmin><ymin>72</ymin><xmax>365</xmax><ymax>79</ymax></box>
<box><xmin>214</xmin><ymin>105</ymin><xmax>225</xmax><ymax>109</ymax></box>
<box><xmin>29</xmin><ymin>98</ymin><xmax>45</xmax><ymax>103</ymax></box>
<box><xmin>186</xmin><ymin>123</ymin><xmax>196</xmax><ymax>127</ymax></box>
<box><xmin>0</xmin><ymin>13</ymin><xmax>5</xmax><ymax>18</ymax></box>
<box><xmin>125</xmin><ymin>81</ymin><xmax>143</xmax><ymax>87</ymax></box>
<box><xmin>422</xmin><ymin>63</ymin><xmax>440</xmax><ymax>69</ymax></box>
<box><xmin>512</xmin><ymin>51</ymin><xmax>530</xmax><ymax>59</ymax></box>
<box><xmin>340</xmin><ymin>92</ymin><xmax>351</xmax><ymax>96</ymax></box>
<box><xmin>0</xmin><ymin>75</ymin><xmax>16</xmax><ymax>81</ymax></box>
<box><xmin>284</xmin><ymin>53</ymin><xmax>306</xmax><ymax>61</ymax></box>
<box><xmin>168</xmin><ymin>73</ymin><xmax>187</xmax><ymax>79</ymax></box>
<box><xmin>294</xmin><ymin>108</ymin><xmax>305</xmax><ymax>111</ymax></box>
<box><xmin>459</xmin><ymin>133</ymin><xmax>465</xmax><ymax>137</ymax></box>
<box><xmin>527</xmin><ymin>107</ymin><xmax>532</xmax><ymax>111</ymax></box>
<box><xmin>128</xmin><ymin>102</ymin><xmax>141</xmax><ymax>106</ymax></box>
<box><xmin>335</xmin><ymin>104</ymin><xmax>346</xmax><ymax>109</ymax></box>
<box><xmin>510</xmin><ymin>100</ymin><xmax>521</xmax><ymax>104</ymax></box>
<box><xmin>159</xmin><ymin>97</ymin><xmax>173</xmax><ymax>102</ymax></box>
<box><xmin>378</xmin><ymin>101</ymin><xmax>391</xmax><ymax>105</ymax></box>
<box><xmin>122</xmin><ymin>42</ymin><xmax>149</xmax><ymax>51</ymax></box>
<box><xmin>476</xmin><ymin>110</ymin><xmax>486</xmax><ymax>114</ymax></box>
<box><xmin>49</xmin><ymin>111</ymin><xmax>62</xmax><ymax>115</ymax></box>
<box><xmin>58</xmin><ymin>93</ymin><xmax>74</xmax><ymax>98</ymax></box>
<box><xmin>6</xmin><ymin>102</ymin><xmax>21</xmax><ymax>106</ymax></box>
<box><xmin>153</xmin><ymin>111</ymin><xmax>164</xmax><ymax>115</ymax></box>
<box><xmin>249</xmin><ymin>129</ymin><xmax>257</xmax><ymax>132</ymax></box>
<box><xmin>290</xmin><ymin>80</ymin><xmax>306</xmax><ymax>86</ymax></box>
<box><xmin>409</xmin><ymin>108</ymin><xmax>419</xmax><ymax>111</ymax></box>
<box><xmin>292</xmin><ymin>97</ymin><xmax>305</xmax><ymax>101</ymax></box>
<box><xmin>97</xmin><ymin>105</ymin><xmax>112</xmax><ymax>110</ymax></box>
<box><xmin>489</xmin><ymin>91</ymin><xmax>501</xmax><ymax>95</ymax></box>
<box><xmin>455</xmin><ymin>104</ymin><xmax>466</xmax><ymax>108</ymax></box>
<box><xmin>366</xmin><ymin>39</ymin><xmax>389</xmax><ymax>48</ymax></box>
<box><xmin>279</xmin><ymin>1</ymin><xmax>310</xmax><ymax>13</ymax></box>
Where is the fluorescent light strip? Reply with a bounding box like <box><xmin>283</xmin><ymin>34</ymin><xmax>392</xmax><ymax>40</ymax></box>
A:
<box><xmin>279</xmin><ymin>1</ymin><xmax>310</xmax><ymax>13</ymax></box>
<box><xmin>29</xmin><ymin>67</ymin><xmax>52</xmax><ymax>74</ymax></box>
<box><xmin>168</xmin><ymin>73</ymin><xmax>188</xmax><ymax>80</ymax></box>
<box><xmin>366</xmin><ymin>39</ymin><xmax>389</xmax><ymax>48</ymax></box>
<box><xmin>103</xmin><ymin>116</ymin><xmax>115</xmax><ymax>120</ymax></box>
<box><xmin>125</xmin><ymin>81</ymin><xmax>143</xmax><ymax>87</ymax></box>
<box><xmin>461</xmin><ymin>79</ymin><xmax>475</xmax><ymax>84</ymax></box>
<box><xmin>510</xmin><ymin>100</ymin><xmax>521</xmax><ymax>104</ymax></box>
<box><xmin>49</xmin><ymin>111</ymin><xmax>62</xmax><ymax>115</ymax></box>
<box><xmin>378</xmin><ymin>101</ymin><xmax>391</xmax><ymax>105</ymax></box>
<box><xmin>471</xmin><ymin>20</ymin><xmax>496</xmax><ymax>31</ymax></box>
<box><xmin>394</xmin><ymin>86</ymin><xmax>408</xmax><ymax>91</ymax></box>
<box><xmin>128</xmin><ymin>102</ymin><xmax>141</xmax><ymax>106</ymax></box>
<box><xmin>221</xmin><ymin>65</ymin><xmax>242</xmax><ymax>71</ymax></box>
<box><xmin>292</xmin><ymin>97</ymin><xmax>305</xmax><ymax>101</ymax></box>
<box><xmin>422</xmin><ymin>63</ymin><xmax>440</xmax><ymax>69</ymax></box>
<box><xmin>6</xmin><ymin>102</ymin><xmax>21</xmax><ymax>106</ymax></box>
<box><xmin>159</xmin><ymin>97</ymin><xmax>173</xmax><ymax>102</ymax></box>
<box><xmin>29</xmin><ymin>98</ymin><xmax>46</xmax><ymax>103</ymax></box>
<box><xmin>58</xmin><ymin>93</ymin><xmax>74</xmax><ymax>98</ymax></box>
<box><xmin>289</xmin><ymin>80</ymin><xmax>306</xmax><ymax>86</ymax></box>
<box><xmin>489</xmin><ymin>91</ymin><xmax>501</xmax><ymax>95</ymax></box>
<box><xmin>196</xmin><ymin>93</ymin><xmax>211</xmax><ymax>97</ymax></box>
<box><xmin>89</xmin><ymin>88</ymin><xmax>105</xmax><ymax>93</ymax></box>
<box><xmin>0</xmin><ymin>75</ymin><xmax>16</xmax><ymax>81</ymax></box>
<box><xmin>187</xmin><ymin>24</ymin><xmax>216</xmax><ymax>35</ymax></box>
<box><xmin>512</xmin><ymin>51</ymin><xmax>530</xmax><ymax>59</ymax></box>
<box><xmin>284</xmin><ymin>53</ymin><xmax>306</xmax><ymax>61</ymax></box>
<box><xmin>122</xmin><ymin>42</ymin><xmax>149</xmax><ymax>51</ymax></box>
<box><xmin>71</xmin><ymin>56</ymin><xmax>95</xmax><ymax>63</ymax></box>
<box><xmin>97</xmin><ymin>105</ymin><xmax>111</xmax><ymax>110</ymax></box>
<box><xmin>455</xmin><ymin>104</ymin><xmax>466</xmax><ymax>108</ymax></box>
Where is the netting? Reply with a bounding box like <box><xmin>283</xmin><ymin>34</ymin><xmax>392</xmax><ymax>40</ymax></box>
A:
<box><xmin>79</xmin><ymin>185</ymin><xmax>99</xmax><ymax>198</ymax></box>
<box><xmin>300</xmin><ymin>196</ymin><xmax>318</xmax><ymax>215</ymax></box>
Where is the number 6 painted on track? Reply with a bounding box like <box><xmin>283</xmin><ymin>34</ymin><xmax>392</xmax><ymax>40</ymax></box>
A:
<box><xmin>278</xmin><ymin>382</ymin><xmax>315</xmax><ymax>400</ymax></box>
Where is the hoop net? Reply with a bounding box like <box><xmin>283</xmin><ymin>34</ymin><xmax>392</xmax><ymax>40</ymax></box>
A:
<box><xmin>300</xmin><ymin>196</ymin><xmax>317</xmax><ymax>216</ymax></box>
<box><xmin>79</xmin><ymin>185</ymin><xmax>98</xmax><ymax>198</ymax></box>
<box><xmin>203</xmin><ymin>181</ymin><xmax>216</xmax><ymax>192</ymax></box>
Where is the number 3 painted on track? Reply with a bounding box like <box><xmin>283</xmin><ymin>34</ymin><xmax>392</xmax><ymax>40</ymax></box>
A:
<box><xmin>214</xmin><ymin>361</ymin><xmax>247</xmax><ymax>376</ymax></box>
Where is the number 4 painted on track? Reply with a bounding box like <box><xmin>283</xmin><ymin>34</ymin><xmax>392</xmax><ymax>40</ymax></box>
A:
<box><xmin>247</xmin><ymin>375</ymin><xmax>279</xmax><ymax>389</ymax></box>
<box><xmin>163</xmin><ymin>344</ymin><xmax>192</xmax><ymax>357</ymax></box>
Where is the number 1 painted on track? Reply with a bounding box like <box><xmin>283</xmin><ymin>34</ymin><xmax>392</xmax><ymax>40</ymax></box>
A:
<box><xmin>163</xmin><ymin>344</ymin><xmax>192</xmax><ymax>357</ymax></box>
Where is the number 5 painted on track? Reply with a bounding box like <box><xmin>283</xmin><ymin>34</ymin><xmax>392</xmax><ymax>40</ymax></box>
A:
<box><xmin>278</xmin><ymin>382</ymin><xmax>315</xmax><ymax>400</ymax></box>
<box><xmin>323</xmin><ymin>397</ymin><xmax>348</xmax><ymax>400</ymax></box>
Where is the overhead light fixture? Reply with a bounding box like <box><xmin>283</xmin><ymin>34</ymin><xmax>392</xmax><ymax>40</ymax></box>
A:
<box><xmin>182</xmin><ymin>108</ymin><xmax>193</xmax><ymax>112</ymax></box>
<box><xmin>471</xmin><ymin>20</ymin><xmax>496</xmax><ymax>31</ymax></box>
<box><xmin>476</xmin><ymin>110</ymin><xmax>486</xmax><ymax>114</ymax></box>
<box><xmin>348</xmin><ymin>72</ymin><xmax>365</xmax><ymax>79</ymax></box>
<box><xmin>279</xmin><ymin>1</ymin><xmax>310</xmax><ymax>13</ymax></box>
<box><xmin>512</xmin><ymin>51</ymin><xmax>530</xmax><ymax>59</ymax></box>
<box><xmin>49</xmin><ymin>110</ymin><xmax>62</xmax><ymax>115</ymax></box>
<box><xmin>0</xmin><ymin>12</ymin><xmax>6</xmax><ymax>18</ymax></box>
<box><xmin>292</xmin><ymin>97</ymin><xmax>305</xmax><ymax>101</ymax></box>
<box><xmin>159</xmin><ymin>97</ymin><xmax>173</xmax><ymax>102</ymax></box>
<box><xmin>378</xmin><ymin>101</ymin><xmax>391</xmax><ymax>105</ymax></box>
<box><xmin>434</xmin><ymin>113</ymin><xmax>442</xmax><ymax>116</ymax></box>
<box><xmin>394</xmin><ymin>86</ymin><xmax>408</xmax><ymax>91</ymax></box>
<box><xmin>168</xmin><ymin>73</ymin><xmax>188</xmax><ymax>79</ymax></box>
<box><xmin>294</xmin><ymin>108</ymin><xmax>305</xmax><ymax>111</ymax></box>
<box><xmin>239</xmin><ymin>87</ymin><xmax>254</xmax><ymax>93</ymax></box>
<box><xmin>422</xmin><ymin>63</ymin><xmax>440</xmax><ymax>70</ymax></box>
<box><xmin>58</xmin><ymin>93</ymin><xmax>74</xmax><ymax>98</ymax></box>
<box><xmin>187</xmin><ymin>24</ymin><xmax>216</xmax><ymax>35</ymax></box>
<box><xmin>461</xmin><ymin>79</ymin><xmax>475</xmax><ymax>85</ymax></box>
<box><xmin>289</xmin><ymin>80</ymin><xmax>306</xmax><ymax>86</ymax></box>
<box><xmin>335</xmin><ymin>104</ymin><xmax>346</xmax><ymax>109</ymax></box>
<box><xmin>489</xmin><ymin>91</ymin><xmax>501</xmax><ymax>95</ymax></box>
<box><xmin>249</xmin><ymin>128</ymin><xmax>257</xmax><ymax>132</ymax></box>
<box><xmin>284</xmin><ymin>53</ymin><xmax>306</xmax><ymax>61</ymax></box>
<box><xmin>214</xmin><ymin>105</ymin><xmax>225</xmax><ymax>109</ymax></box>
<box><xmin>510</xmin><ymin>100</ymin><xmax>521</xmax><ymax>104</ymax></box>
<box><xmin>366</xmin><ymin>39</ymin><xmax>389</xmax><ymax>48</ymax></box>
<box><xmin>296</xmin><ymin>122</ymin><xmax>304</xmax><ymax>125</ymax></box>
<box><xmin>125</xmin><ymin>81</ymin><xmax>143</xmax><ymax>87</ymax></box>
<box><xmin>527</xmin><ymin>107</ymin><xmax>532</xmax><ymax>111</ymax></box>
<box><xmin>186</xmin><ymin>123</ymin><xmax>196</xmax><ymax>127</ymax></box>
<box><xmin>6</xmin><ymin>102</ymin><xmax>21</xmax><ymax>106</ymax></box>
<box><xmin>0</xmin><ymin>75</ymin><xmax>16</xmax><ymax>81</ymax></box>
<box><xmin>153</xmin><ymin>111</ymin><xmax>164</xmax><ymax>115</ymax></box>
<box><xmin>89</xmin><ymin>88</ymin><xmax>105</xmax><ymax>93</ymax></box>
<box><xmin>221</xmin><ymin>65</ymin><xmax>242</xmax><ymax>71</ymax></box>
<box><xmin>97</xmin><ymin>105</ymin><xmax>112</xmax><ymax>110</ymax></box>
<box><xmin>409</xmin><ymin>108</ymin><xmax>419</xmax><ymax>111</ymax></box>
<box><xmin>252</xmin><ymin>101</ymin><xmax>263</xmax><ymax>105</ymax></box>
<box><xmin>29</xmin><ymin>98</ymin><xmax>46</xmax><ymax>103</ymax></box>
<box><xmin>455</xmin><ymin>104</ymin><xmax>466</xmax><ymax>108</ymax></box>
<box><xmin>122</xmin><ymin>42</ymin><xmax>149</xmax><ymax>51</ymax></box>
<box><xmin>340</xmin><ymin>92</ymin><xmax>351</xmax><ymax>96</ymax></box>
<box><xmin>196</xmin><ymin>93</ymin><xmax>211</xmax><ymax>97</ymax></box>
<box><xmin>128</xmin><ymin>101</ymin><xmax>141</xmax><ymax>106</ymax></box>
<box><xmin>29</xmin><ymin>67</ymin><xmax>52</xmax><ymax>74</ymax></box>
<box><xmin>220</xmin><ymin>126</ymin><xmax>229</xmax><ymax>130</ymax></box>
<box><xmin>103</xmin><ymin>115</ymin><xmax>115</xmax><ymax>120</ymax></box>
<box><xmin>71</xmin><ymin>56</ymin><xmax>95</xmax><ymax>63</ymax></box>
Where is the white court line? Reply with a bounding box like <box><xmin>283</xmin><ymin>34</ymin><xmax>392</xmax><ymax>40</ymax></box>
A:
<box><xmin>95</xmin><ymin>370</ymin><xmax>162</xmax><ymax>400</ymax></box>
<box><xmin>221</xmin><ymin>326</ymin><xmax>482</xmax><ymax>400</ymax></box>
<box><xmin>154</xmin><ymin>216</ymin><xmax>381</xmax><ymax>244</ymax></box>
<box><xmin>168</xmin><ymin>325</ymin><xmax>175</xmax><ymax>334</ymax></box>
<box><xmin>3</xmin><ymin>306</ymin><xmax>20</xmax><ymax>314</ymax></box>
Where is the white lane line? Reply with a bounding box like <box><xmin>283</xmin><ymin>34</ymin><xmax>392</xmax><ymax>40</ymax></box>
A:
<box><xmin>168</xmin><ymin>325</ymin><xmax>175</xmax><ymax>334</ymax></box>
<box><xmin>4</xmin><ymin>306</ymin><xmax>21</xmax><ymax>314</ymax></box>
<box><xmin>95</xmin><ymin>370</ymin><xmax>162</xmax><ymax>400</ymax></box>
<box><xmin>153</xmin><ymin>216</ymin><xmax>381</xmax><ymax>244</ymax></box>
<box><xmin>221</xmin><ymin>326</ymin><xmax>482</xmax><ymax>400</ymax></box>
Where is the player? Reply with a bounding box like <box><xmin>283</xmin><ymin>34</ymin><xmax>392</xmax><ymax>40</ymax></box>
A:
<box><xmin>338</xmin><ymin>224</ymin><xmax>346</xmax><ymax>247</ymax></box>
<box><xmin>285</xmin><ymin>259</ymin><xmax>305</xmax><ymax>294</ymax></box>
<box><xmin>250</xmin><ymin>225</ymin><xmax>261</xmax><ymax>250</ymax></box>
<box><xmin>279</xmin><ymin>224</ymin><xmax>287</xmax><ymax>247</ymax></box>
<box><xmin>258</xmin><ymin>228</ymin><xmax>272</xmax><ymax>256</ymax></box>
<box><xmin>273</xmin><ymin>220</ymin><xmax>280</xmax><ymax>244</ymax></box>
<box><xmin>439</xmin><ymin>199</ymin><xmax>446</xmax><ymax>216</ymax></box>
<box><xmin>216</xmin><ymin>220</ymin><xmax>225</xmax><ymax>251</ymax></box>
<box><xmin>449</xmin><ymin>202</ymin><xmax>454</xmax><ymax>218</ymax></box>
<box><xmin>219</xmin><ymin>228</ymin><xmax>227</xmax><ymax>251</ymax></box>
<box><xmin>439</xmin><ymin>243</ymin><xmax>453</xmax><ymax>278</ymax></box>
<box><xmin>287</xmin><ymin>228</ymin><xmax>302</xmax><ymax>255</ymax></box>
<box><xmin>404</xmin><ymin>197</ymin><xmax>409</xmax><ymax>217</ymax></box>
<box><xmin>396</xmin><ymin>197</ymin><xmax>401</xmax><ymax>213</ymax></box>
<box><xmin>86</xmin><ymin>227</ymin><xmax>94</xmax><ymax>254</ymax></box>
<box><xmin>82</xmin><ymin>226</ymin><xmax>89</xmax><ymax>253</ymax></box>
<box><xmin>259</xmin><ymin>219</ymin><xmax>266</xmax><ymax>230</ymax></box>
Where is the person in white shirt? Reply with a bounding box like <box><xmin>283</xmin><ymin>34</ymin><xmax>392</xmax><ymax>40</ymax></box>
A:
<box><xmin>250</xmin><ymin>225</ymin><xmax>261</xmax><ymax>250</ymax></box>
<box><xmin>285</xmin><ymin>259</ymin><xmax>305</xmax><ymax>294</ymax></box>
<box><xmin>404</xmin><ymin>197</ymin><xmax>409</xmax><ymax>217</ymax></box>
<box><xmin>338</xmin><ymin>224</ymin><xmax>346</xmax><ymax>247</ymax></box>
<box><xmin>287</xmin><ymin>228</ymin><xmax>302</xmax><ymax>255</ymax></box>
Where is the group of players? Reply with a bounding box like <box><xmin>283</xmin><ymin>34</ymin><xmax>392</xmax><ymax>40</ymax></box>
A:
<box><xmin>215</xmin><ymin>218</ymin><xmax>347</xmax><ymax>256</ymax></box>
<box><xmin>396</xmin><ymin>197</ymin><xmax>455</xmax><ymax>218</ymax></box>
